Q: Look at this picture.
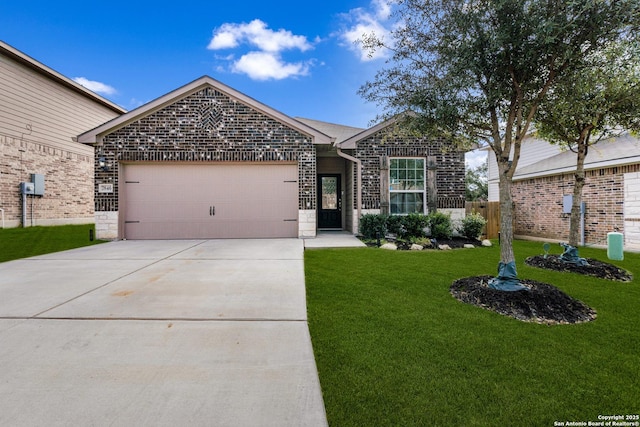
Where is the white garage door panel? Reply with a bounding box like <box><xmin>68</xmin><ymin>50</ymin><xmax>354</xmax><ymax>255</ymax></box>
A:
<box><xmin>123</xmin><ymin>164</ymin><xmax>298</xmax><ymax>239</ymax></box>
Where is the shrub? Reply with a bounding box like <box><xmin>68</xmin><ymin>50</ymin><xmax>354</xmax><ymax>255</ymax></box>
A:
<box><xmin>458</xmin><ymin>211</ymin><xmax>487</xmax><ymax>240</ymax></box>
<box><xmin>402</xmin><ymin>213</ymin><xmax>429</xmax><ymax>238</ymax></box>
<box><xmin>359</xmin><ymin>214</ymin><xmax>388</xmax><ymax>239</ymax></box>
<box><xmin>386</xmin><ymin>215</ymin><xmax>405</xmax><ymax>236</ymax></box>
<box><xmin>429</xmin><ymin>211</ymin><xmax>453</xmax><ymax>240</ymax></box>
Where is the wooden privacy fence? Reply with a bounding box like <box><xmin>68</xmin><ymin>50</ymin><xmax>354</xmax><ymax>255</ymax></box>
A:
<box><xmin>465</xmin><ymin>201</ymin><xmax>500</xmax><ymax>239</ymax></box>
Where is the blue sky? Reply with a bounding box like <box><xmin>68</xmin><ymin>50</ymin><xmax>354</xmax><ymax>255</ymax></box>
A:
<box><xmin>1</xmin><ymin>0</ymin><xmax>392</xmax><ymax>126</ymax></box>
<box><xmin>1</xmin><ymin>0</ymin><xmax>486</xmax><ymax>167</ymax></box>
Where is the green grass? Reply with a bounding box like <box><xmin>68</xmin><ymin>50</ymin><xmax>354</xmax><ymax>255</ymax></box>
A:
<box><xmin>0</xmin><ymin>224</ymin><xmax>105</xmax><ymax>262</ymax></box>
<box><xmin>305</xmin><ymin>241</ymin><xmax>640</xmax><ymax>426</ymax></box>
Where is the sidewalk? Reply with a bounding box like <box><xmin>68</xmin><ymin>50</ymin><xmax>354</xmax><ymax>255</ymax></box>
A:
<box><xmin>304</xmin><ymin>231</ymin><xmax>366</xmax><ymax>249</ymax></box>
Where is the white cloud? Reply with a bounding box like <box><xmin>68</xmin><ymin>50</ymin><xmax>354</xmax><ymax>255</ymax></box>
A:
<box><xmin>208</xmin><ymin>19</ymin><xmax>315</xmax><ymax>80</ymax></box>
<box><xmin>373</xmin><ymin>0</ymin><xmax>392</xmax><ymax>20</ymax></box>
<box><xmin>73</xmin><ymin>77</ymin><xmax>116</xmax><ymax>95</ymax></box>
<box><xmin>232</xmin><ymin>51</ymin><xmax>310</xmax><ymax>80</ymax></box>
<box><xmin>208</xmin><ymin>19</ymin><xmax>312</xmax><ymax>52</ymax></box>
<box><xmin>208</xmin><ymin>29</ymin><xmax>239</xmax><ymax>50</ymax></box>
<box><xmin>465</xmin><ymin>149</ymin><xmax>488</xmax><ymax>170</ymax></box>
<box><xmin>338</xmin><ymin>0</ymin><xmax>393</xmax><ymax>62</ymax></box>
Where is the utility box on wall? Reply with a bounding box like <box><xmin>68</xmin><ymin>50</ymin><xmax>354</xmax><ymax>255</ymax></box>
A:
<box><xmin>31</xmin><ymin>173</ymin><xmax>45</xmax><ymax>196</ymax></box>
<box><xmin>20</xmin><ymin>182</ymin><xmax>35</xmax><ymax>195</ymax></box>
<box><xmin>562</xmin><ymin>195</ymin><xmax>585</xmax><ymax>214</ymax></box>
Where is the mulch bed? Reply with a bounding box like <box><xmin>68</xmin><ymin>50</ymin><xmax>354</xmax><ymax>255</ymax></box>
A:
<box><xmin>525</xmin><ymin>255</ymin><xmax>633</xmax><ymax>282</ymax></box>
<box><xmin>450</xmin><ymin>275</ymin><xmax>597</xmax><ymax>325</ymax></box>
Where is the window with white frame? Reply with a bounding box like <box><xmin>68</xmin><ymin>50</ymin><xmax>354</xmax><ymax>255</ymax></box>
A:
<box><xmin>389</xmin><ymin>158</ymin><xmax>425</xmax><ymax>214</ymax></box>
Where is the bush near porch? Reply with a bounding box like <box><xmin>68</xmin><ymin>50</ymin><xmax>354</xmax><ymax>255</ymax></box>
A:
<box><xmin>359</xmin><ymin>211</ymin><xmax>486</xmax><ymax>241</ymax></box>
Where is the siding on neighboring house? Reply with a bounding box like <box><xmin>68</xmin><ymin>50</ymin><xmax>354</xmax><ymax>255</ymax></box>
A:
<box><xmin>486</xmin><ymin>137</ymin><xmax>562</xmax><ymax>200</ymax></box>
<box><xmin>512</xmin><ymin>165</ymin><xmax>640</xmax><ymax>245</ymax></box>
<box><xmin>625</xmin><ymin>172</ymin><xmax>640</xmax><ymax>248</ymax></box>
<box><xmin>487</xmin><ymin>134</ymin><xmax>640</xmax><ymax>249</ymax></box>
<box><xmin>0</xmin><ymin>42</ymin><xmax>124</xmax><ymax>227</ymax></box>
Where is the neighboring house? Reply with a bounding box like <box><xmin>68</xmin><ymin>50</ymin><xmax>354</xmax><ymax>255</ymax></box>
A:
<box><xmin>487</xmin><ymin>135</ymin><xmax>640</xmax><ymax>249</ymax></box>
<box><xmin>0</xmin><ymin>41</ymin><xmax>125</xmax><ymax>228</ymax></box>
<box><xmin>78</xmin><ymin>76</ymin><xmax>466</xmax><ymax>240</ymax></box>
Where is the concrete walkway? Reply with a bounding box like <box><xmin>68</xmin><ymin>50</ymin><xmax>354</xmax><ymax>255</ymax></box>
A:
<box><xmin>0</xmin><ymin>239</ymin><xmax>327</xmax><ymax>427</ymax></box>
<box><xmin>304</xmin><ymin>231</ymin><xmax>366</xmax><ymax>249</ymax></box>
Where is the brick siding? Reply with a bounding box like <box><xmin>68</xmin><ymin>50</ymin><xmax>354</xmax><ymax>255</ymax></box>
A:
<box><xmin>0</xmin><ymin>132</ymin><xmax>94</xmax><ymax>226</ymax></box>
<box><xmin>354</xmin><ymin>130</ymin><xmax>465</xmax><ymax>210</ymax></box>
<box><xmin>95</xmin><ymin>87</ymin><xmax>316</xmax><ymax>212</ymax></box>
<box><xmin>512</xmin><ymin>164</ymin><xmax>640</xmax><ymax>245</ymax></box>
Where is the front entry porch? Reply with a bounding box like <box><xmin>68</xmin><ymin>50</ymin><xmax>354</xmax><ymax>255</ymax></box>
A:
<box><xmin>318</xmin><ymin>174</ymin><xmax>342</xmax><ymax>229</ymax></box>
<box><xmin>316</xmin><ymin>154</ymin><xmax>355</xmax><ymax>233</ymax></box>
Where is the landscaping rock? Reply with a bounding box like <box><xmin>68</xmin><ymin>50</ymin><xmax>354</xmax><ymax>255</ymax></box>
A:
<box><xmin>464</xmin><ymin>244</ymin><xmax>475</xmax><ymax>249</ymax></box>
<box><xmin>380</xmin><ymin>243</ymin><xmax>397</xmax><ymax>250</ymax></box>
<box><xmin>481</xmin><ymin>239</ymin><xmax>492</xmax><ymax>247</ymax></box>
<box><xmin>438</xmin><ymin>244</ymin><xmax>452</xmax><ymax>250</ymax></box>
<box><xmin>359</xmin><ymin>236</ymin><xmax>483</xmax><ymax>250</ymax></box>
<box><xmin>410</xmin><ymin>244</ymin><xmax>424</xmax><ymax>251</ymax></box>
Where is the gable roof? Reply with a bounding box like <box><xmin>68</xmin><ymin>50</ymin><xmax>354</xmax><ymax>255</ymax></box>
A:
<box><xmin>294</xmin><ymin>117</ymin><xmax>364</xmax><ymax>145</ymax></box>
<box><xmin>78</xmin><ymin>76</ymin><xmax>333</xmax><ymax>145</ymax></box>
<box><xmin>0</xmin><ymin>40</ymin><xmax>125</xmax><ymax>114</ymax></box>
<box><xmin>513</xmin><ymin>133</ymin><xmax>640</xmax><ymax>180</ymax></box>
<box><xmin>336</xmin><ymin>116</ymin><xmax>401</xmax><ymax>149</ymax></box>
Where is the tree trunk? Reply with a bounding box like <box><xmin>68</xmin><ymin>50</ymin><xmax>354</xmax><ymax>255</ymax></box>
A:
<box><xmin>497</xmin><ymin>159</ymin><xmax>516</xmax><ymax>265</ymax></box>
<box><xmin>568</xmin><ymin>141</ymin><xmax>588</xmax><ymax>246</ymax></box>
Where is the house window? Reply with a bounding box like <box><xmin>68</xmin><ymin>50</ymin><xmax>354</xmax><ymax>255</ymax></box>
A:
<box><xmin>390</xmin><ymin>158</ymin><xmax>425</xmax><ymax>214</ymax></box>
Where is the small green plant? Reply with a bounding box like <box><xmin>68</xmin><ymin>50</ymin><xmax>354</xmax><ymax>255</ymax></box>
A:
<box><xmin>429</xmin><ymin>211</ymin><xmax>453</xmax><ymax>240</ymax></box>
<box><xmin>458</xmin><ymin>211</ymin><xmax>487</xmax><ymax>240</ymax></box>
<box><xmin>409</xmin><ymin>236</ymin><xmax>432</xmax><ymax>247</ymax></box>
<box><xmin>359</xmin><ymin>213</ymin><xmax>388</xmax><ymax>239</ymax></box>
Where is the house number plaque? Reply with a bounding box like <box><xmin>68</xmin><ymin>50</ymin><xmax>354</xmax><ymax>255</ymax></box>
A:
<box><xmin>98</xmin><ymin>183</ymin><xmax>114</xmax><ymax>193</ymax></box>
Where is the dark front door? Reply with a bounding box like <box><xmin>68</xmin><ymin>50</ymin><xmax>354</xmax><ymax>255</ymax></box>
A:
<box><xmin>318</xmin><ymin>174</ymin><xmax>342</xmax><ymax>229</ymax></box>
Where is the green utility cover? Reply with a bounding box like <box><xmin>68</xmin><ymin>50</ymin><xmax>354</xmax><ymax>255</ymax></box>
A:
<box><xmin>607</xmin><ymin>232</ymin><xmax>624</xmax><ymax>261</ymax></box>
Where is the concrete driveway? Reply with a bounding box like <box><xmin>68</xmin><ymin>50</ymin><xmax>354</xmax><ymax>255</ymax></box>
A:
<box><xmin>0</xmin><ymin>239</ymin><xmax>327</xmax><ymax>427</ymax></box>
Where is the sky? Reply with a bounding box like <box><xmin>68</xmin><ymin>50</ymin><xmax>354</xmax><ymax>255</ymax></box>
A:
<box><xmin>0</xmin><ymin>0</ymin><xmax>486</xmax><ymax>168</ymax></box>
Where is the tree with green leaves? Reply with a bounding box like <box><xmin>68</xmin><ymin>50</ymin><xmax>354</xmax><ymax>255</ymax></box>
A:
<box><xmin>535</xmin><ymin>40</ymin><xmax>640</xmax><ymax>247</ymax></box>
<box><xmin>359</xmin><ymin>0</ymin><xmax>640</xmax><ymax>289</ymax></box>
<box><xmin>466</xmin><ymin>158</ymin><xmax>488</xmax><ymax>202</ymax></box>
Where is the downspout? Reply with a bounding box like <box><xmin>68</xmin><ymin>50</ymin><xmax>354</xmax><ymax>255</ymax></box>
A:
<box><xmin>336</xmin><ymin>147</ymin><xmax>362</xmax><ymax>232</ymax></box>
<box><xmin>22</xmin><ymin>192</ymin><xmax>27</xmax><ymax>227</ymax></box>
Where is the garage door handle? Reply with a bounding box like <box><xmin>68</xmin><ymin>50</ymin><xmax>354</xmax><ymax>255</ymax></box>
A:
<box><xmin>210</xmin><ymin>206</ymin><xmax>215</xmax><ymax>216</ymax></box>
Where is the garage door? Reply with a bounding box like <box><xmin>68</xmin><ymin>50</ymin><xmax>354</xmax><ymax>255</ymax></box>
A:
<box><xmin>122</xmin><ymin>163</ymin><xmax>299</xmax><ymax>239</ymax></box>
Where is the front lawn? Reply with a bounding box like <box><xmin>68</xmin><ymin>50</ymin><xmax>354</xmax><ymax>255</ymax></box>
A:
<box><xmin>0</xmin><ymin>224</ymin><xmax>104</xmax><ymax>263</ymax></box>
<box><xmin>305</xmin><ymin>241</ymin><xmax>639</xmax><ymax>426</ymax></box>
